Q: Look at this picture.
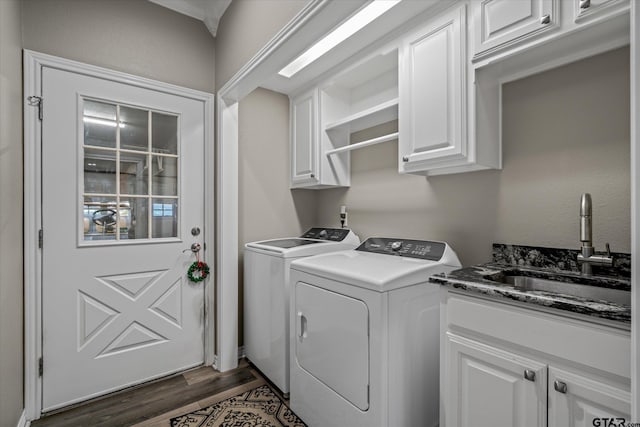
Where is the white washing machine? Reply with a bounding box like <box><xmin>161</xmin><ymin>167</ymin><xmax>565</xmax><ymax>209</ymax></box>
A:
<box><xmin>244</xmin><ymin>228</ymin><xmax>360</xmax><ymax>394</ymax></box>
<box><xmin>289</xmin><ymin>237</ymin><xmax>461</xmax><ymax>427</ymax></box>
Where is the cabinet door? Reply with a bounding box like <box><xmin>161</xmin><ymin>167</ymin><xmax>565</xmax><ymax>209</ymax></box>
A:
<box><xmin>399</xmin><ymin>4</ymin><xmax>467</xmax><ymax>174</ymax></box>
<box><xmin>445</xmin><ymin>333</ymin><xmax>547</xmax><ymax>427</ymax></box>
<box><xmin>574</xmin><ymin>0</ymin><xmax>628</xmax><ymax>23</ymax></box>
<box><xmin>472</xmin><ymin>0</ymin><xmax>555</xmax><ymax>58</ymax></box>
<box><xmin>548</xmin><ymin>367</ymin><xmax>630</xmax><ymax>427</ymax></box>
<box><xmin>290</xmin><ymin>89</ymin><xmax>319</xmax><ymax>187</ymax></box>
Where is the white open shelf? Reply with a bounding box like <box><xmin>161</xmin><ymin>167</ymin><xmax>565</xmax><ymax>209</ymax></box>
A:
<box><xmin>324</xmin><ymin>98</ymin><xmax>398</xmax><ymax>134</ymax></box>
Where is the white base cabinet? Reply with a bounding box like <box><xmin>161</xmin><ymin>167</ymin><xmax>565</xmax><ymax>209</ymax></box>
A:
<box><xmin>548</xmin><ymin>367</ymin><xmax>631</xmax><ymax>427</ymax></box>
<box><xmin>447</xmin><ymin>333</ymin><xmax>547</xmax><ymax>427</ymax></box>
<box><xmin>441</xmin><ymin>290</ymin><xmax>631</xmax><ymax>427</ymax></box>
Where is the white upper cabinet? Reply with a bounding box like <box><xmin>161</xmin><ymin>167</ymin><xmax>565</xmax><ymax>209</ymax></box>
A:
<box><xmin>573</xmin><ymin>0</ymin><xmax>629</xmax><ymax>23</ymax></box>
<box><xmin>399</xmin><ymin>3</ymin><xmax>499</xmax><ymax>176</ymax></box>
<box><xmin>290</xmin><ymin>49</ymin><xmax>399</xmax><ymax>189</ymax></box>
<box><xmin>472</xmin><ymin>0</ymin><xmax>557</xmax><ymax>60</ymax></box>
<box><xmin>288</xmin><ymin>0</ymin><xmax>629</xmax><ymax>185</ymax></box>
<box><xmin>399</xmin><ymin>4</ymin><xmax>467</xmax><ymax>175</ymax></box>
<box><xmin>290</xmin><ymin>89</ymin><xmax>319</xmax><ymax>188</ymax></box>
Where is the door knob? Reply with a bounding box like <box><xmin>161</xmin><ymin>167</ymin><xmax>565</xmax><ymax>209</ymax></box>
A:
<box><xmin>183</xmin><ymin>243</ymin><xmax>201</xmax><ymax>253</ymax></box>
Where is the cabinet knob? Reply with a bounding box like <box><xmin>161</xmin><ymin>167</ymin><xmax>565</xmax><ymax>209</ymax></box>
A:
<box><xmin>554</xmin><ymin>380</ymin><xmax>568</xmax><ymax>394</ymax></box>
<box><xmin>402</xmin><ymin>156</ymin><xmax>409</xmax><ymax>162</ymax></box>
<box><xmin>540</xmin><ymin>14</ymin><xmax>551</xmax><ymax>25</ymax></box>
<box><xmin>524</xmin><ymin>369</ymin><xmax>536</xmax><ymax>382</ymax></box>
<box><xmin>579</xmin><ymin>0</ymin><xmax>591</xmax><ymax>9</ymax></box>
<box><xmin>310</xmin><ymin>173</ymin><xmax>315</xmax><ymax>179</ymax></box>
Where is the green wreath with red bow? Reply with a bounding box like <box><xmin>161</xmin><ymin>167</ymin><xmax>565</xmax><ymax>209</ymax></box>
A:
<box><xmin>187</xmin><ymin>261</ymin><xmax>210</xmax><ymax>283</ymax></box>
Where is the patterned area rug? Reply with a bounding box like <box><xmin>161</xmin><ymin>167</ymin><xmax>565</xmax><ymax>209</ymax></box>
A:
<box><xmin>170</xmin><ymin>384</ymin><xmax>307</xmax><ymax>427</ymax></box>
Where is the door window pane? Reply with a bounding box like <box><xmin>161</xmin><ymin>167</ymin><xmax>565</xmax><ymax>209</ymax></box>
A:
<box><xmin>120</xmin><ymin>106</ymin><xmax>148</xmax><ymax>151</ymax></box>
<box><xmin>152</xmin><ymin>113</ymin><xmax>178</xmax><ymax>154</ymax></box>
<box><xmin>83</xmin><ymin>100</ymin><xmax>117</xmax><ymax>149</ymax></box>
<box><xmin>152</xmin><ymin>198</ymin><xmax>178</xmax><ymax>238</ymax></box>
<box><xmin>82</xmin><ymin>98</ymin><xmax>179</xmax><ymax>243</ymax></box>
<box><xmin>152</xmin><ymin>156</ymin><xmax>177</xmax><ymax>196</ymax></box>
<box><xmin>120</xmin><ymin>152</ymin><xmax>149</xmax><ymax>195</ymax></box>
<box><xmin>120</xmin><ymin>197</ymin><xmax>149</xmax><ymax>240</ymax></box>
<box><xmin>84</xmin><ymin>197</ymin><xmax>118</xmax><ymax>241</ymax></box>
<box><xmin>84</xmin><ymin>148</ymin><xmax>117</xmax><ymax>194</ymax></box>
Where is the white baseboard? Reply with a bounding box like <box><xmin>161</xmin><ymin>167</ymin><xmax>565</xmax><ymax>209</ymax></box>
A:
<box><xmin>17</xmin><ymin>410</ymin><xmax>30</xmax><ymax>427</ymax></box>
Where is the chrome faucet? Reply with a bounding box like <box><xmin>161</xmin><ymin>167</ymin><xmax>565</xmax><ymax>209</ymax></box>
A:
<box><xmin>576</xmin><ymin>193</ymin><xmax>613</xmax><ymax>275</ymax></box>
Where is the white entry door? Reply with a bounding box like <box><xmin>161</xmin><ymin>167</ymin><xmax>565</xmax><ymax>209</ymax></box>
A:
<box><xmin>41</xmin><ymin>66</ymin><xmax>209</xmax><ymax>411</ymax></box>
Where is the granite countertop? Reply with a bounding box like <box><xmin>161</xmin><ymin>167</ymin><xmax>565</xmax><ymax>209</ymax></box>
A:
<box><xmin>430</xmin><ymin>244</ymin><xmax>631</xmax><ymax>326</ymax></box>
<box><xmin>431</xmin><ymin>264</ymin><xmax>630</xmax><ymax>325</ymax></box>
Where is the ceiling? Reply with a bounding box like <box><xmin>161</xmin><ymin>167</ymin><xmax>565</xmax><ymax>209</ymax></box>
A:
<box><xmin>148</xmin><ymin>0</ymin><xmax>232</xmax><ymax>37</ymax></box>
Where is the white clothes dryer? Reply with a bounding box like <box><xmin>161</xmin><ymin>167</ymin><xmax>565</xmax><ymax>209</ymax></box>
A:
<box><xmin>289</xmin><ymin>237</ymin><xmax>461</xmax><ymax>427</ymax></box>
<box><xmin>244</xmin><ymin>228</ymin><xmax>360</xmax><ymax>394</ymax></box>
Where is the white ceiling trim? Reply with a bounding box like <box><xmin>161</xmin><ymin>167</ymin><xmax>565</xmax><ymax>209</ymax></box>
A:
<box><xmin>148</xmin><ymin>0</ymin><xmax>232</xmax><ymax>37</ymax></box>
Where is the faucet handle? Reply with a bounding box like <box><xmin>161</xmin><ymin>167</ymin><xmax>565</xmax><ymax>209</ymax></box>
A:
<box><xmin>605</xmin><ymin>242</ymin><xmax>611</xmax><ymax>257</ymax></box>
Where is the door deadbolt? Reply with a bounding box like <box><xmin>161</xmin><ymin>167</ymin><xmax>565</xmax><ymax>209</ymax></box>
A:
<box><xmin>191</xmin><ymin>227</ymin><xmax>201</xmax><ymax>236</ymax></box>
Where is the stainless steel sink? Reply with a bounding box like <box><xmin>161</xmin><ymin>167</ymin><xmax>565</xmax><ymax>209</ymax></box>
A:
<box><xmin>490</xmin><ymin>274</ymin><xmax>630</xmax><ymax>306</ymax></box>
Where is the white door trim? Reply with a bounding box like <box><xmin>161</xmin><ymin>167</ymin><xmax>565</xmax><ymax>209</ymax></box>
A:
<box><xmin>631</xmin><ymin>0</ymin><xmax>639</xmax><ymax>419</ymax></box>
<box><xmin>23</xmin><ymin>50</ymin><xmax>215</xmax><ymax>420</ymax></box>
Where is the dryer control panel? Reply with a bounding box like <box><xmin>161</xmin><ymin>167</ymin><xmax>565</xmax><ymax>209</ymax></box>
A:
<box><xmin>356</xmin><ymin>237</ymin><xmax>446</xmax><ymax>261</ymax></box>
<box><xmin>301</xmin><ymin>228</ymin><xmax>352</xmax><ymax>241</ymax></box>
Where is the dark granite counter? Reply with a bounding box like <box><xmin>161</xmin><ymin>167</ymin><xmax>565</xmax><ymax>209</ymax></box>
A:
<box><xmin>430</xmin><ymin>244</ymin><xmax>631</xmax><ymax>325</ymax></box>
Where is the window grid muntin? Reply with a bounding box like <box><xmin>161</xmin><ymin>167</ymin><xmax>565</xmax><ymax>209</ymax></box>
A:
<box><xmin>82</xmin><ymin>98</ymin><xmax>180</xmax><ymax>243</ymax></box>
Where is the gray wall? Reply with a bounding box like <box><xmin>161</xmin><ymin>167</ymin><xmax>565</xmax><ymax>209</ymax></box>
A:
<box><xmin>22</xmin><ymin>0</ymin><xmax>216</xmax><ymax>93</ymax></box>
<box><xmin>237</xmin><ymin>88</ymin><xmax>317</xmax><ymax>338</ymax></box>
<box><xmin>0</xmin><ymin>1</ymin><xmax>24</xmax><ymax>425</ymax></box>
<box><xmin>317</xmin><ymin>47</ymin><xmax>630</xmax><ymax>265</ymax></box>
<box><xmin>215</xmin><ymin>0</ymin><xmax>308</xmax><ymax>89</ymax></box>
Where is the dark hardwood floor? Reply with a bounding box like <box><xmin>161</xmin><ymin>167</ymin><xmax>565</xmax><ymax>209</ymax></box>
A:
<box><xmin>32</xmin><ymin>359</ymin><xmax>277</xmax><ymax>427</ymax></box>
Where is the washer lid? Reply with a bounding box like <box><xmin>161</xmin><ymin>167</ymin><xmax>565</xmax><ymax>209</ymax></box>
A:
<box><xmin>254</xmin><ymin>238</ymin><xmax>325</xmax><ymax>249</ymax></box>
<box><xmin>290</xmin><ymin>248</ymin><xmax>460</xmax><ymax>292</ymax></box>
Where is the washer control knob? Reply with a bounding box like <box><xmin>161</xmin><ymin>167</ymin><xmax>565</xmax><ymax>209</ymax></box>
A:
<box><xmin>391</xmin><ymin>241</ymin><xmax>403</xmax><ymax>251</ymax></box>
<box><xmin>319</xmin><ymin>229</ymin><xmax>328</xmax><ymax>238</ymax></box>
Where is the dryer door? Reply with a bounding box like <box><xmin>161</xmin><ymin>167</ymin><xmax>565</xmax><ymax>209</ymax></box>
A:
<box><xmin>294</xmin><ymin>282</ymin><xmax>369</xmax><ymax>410</ymax></box>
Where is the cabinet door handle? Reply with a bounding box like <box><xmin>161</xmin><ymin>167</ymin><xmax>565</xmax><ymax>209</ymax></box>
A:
<box><xmin>540</xmin><ymin>14</ymin><xmax>551</xmax><ymax>25</ymax></box>
<box><xmin>554</xmin><ymin>380</ymin><xmax>568</xmax><ymax>394</ymax></box>
<box><xmin>402</xmin><ymin>156</ymin><xmax>409</xmax><ymax>162</ymax></box>
<box><xmin>579</xmin><ymin>0</ymin><xmax>591</xmax><ymax>9</ymax></box>
<box><xmin>524</xmin><ymin>369</ymin><xmax>536</xmax><ymax>382</ymax></box>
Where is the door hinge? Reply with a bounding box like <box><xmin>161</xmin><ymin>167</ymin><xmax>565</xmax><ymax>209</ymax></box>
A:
<box><xmin>27</xmin><ymin>96</ymin><xmax>43</xmax><ymax>121</ymax></box>
<box><xmin>38</xmin><ymin>229</ymin><xmax>43</xmax><ymax>249</ymax></box>
<box><xmin>38</xmin><ymin>357</ymin><xmax>43</xmax><ymax>377</ymax></box>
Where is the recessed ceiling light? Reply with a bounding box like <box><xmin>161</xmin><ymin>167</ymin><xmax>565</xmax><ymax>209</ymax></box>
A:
<box><xmin>278</xmin><ymin>0</ymin><xmax>402</xmax><ymax>79</ymax></box>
